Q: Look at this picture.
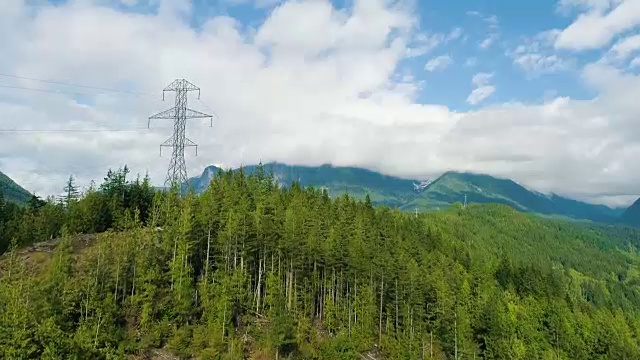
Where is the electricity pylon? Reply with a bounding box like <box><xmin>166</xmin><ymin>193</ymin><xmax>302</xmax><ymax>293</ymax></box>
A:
<box><xmin>149</xmin><ymin>79</ymin><xmax>213</xmax><ymax>188</ymax></box>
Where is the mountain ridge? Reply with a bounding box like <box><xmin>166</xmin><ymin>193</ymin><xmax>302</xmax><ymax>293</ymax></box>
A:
<box><xmin>189</xmin><ymin>162</ymin><xmax>625</xmax><ymax>224</ymax></box>
<box><xmin>0</xmin><ymin>170</ymin><xmax>31</xmax><ymax>204</ymax></box>
<box><xmin>621</xmin><ymin>198</ymin><xmax>640</xmax><ymax>227</ymax></box>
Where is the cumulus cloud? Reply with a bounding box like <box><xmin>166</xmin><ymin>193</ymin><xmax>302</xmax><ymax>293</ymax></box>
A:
<box><xmin>0</xmin><ymin>0</ymin><xmax>639</xmax><ymax>206</ymax></box>
<box><xmin>556</xmin><ymin>0</ymin><xmax>640</xmax><ymax>50</ymax></box>
<box><xmin>424</xmin><ymin>55</ymin><xmax>452</xmax><ymax>72</ymax></box>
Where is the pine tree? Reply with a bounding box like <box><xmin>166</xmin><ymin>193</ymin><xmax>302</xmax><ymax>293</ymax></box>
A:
<box><xmin>62</xmin><ymin>174</ymin><xmax>80</xmax><ymax>209</ymax></box>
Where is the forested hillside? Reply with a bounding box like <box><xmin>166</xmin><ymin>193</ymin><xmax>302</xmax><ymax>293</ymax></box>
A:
<box><xmin>1</xmin><ymin>166</ymin><xmax>640</xmax><ymax>359</ymax></box>
<box><xmin>190</xmin><ymin>163</ymin><xmax>419</xmax><ymax>208</ymax></box>
<box><xmin>189</xmin><ymin>163</ymin><xmax>623</xmax><ymax>224</ymax></box>
<box><xmin>0</xmin><ymin>170</ymin><xmax>32</xmax><ymax>204</ymax></box>
<box><xmin>400</xmin><ymin>171</ymin><xmax>621</xmax><ymax>222</ymax></box>
<box><xmin>621</xmin><ymin>198</ymin><xmax>640</xmax><ymax>227</ymax></box>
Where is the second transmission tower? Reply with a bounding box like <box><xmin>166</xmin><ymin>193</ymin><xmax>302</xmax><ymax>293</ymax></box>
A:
<box><xmin>149</xmin><ymin>79</ymin><xmax>213</xmax><ymax>188</ymax></box>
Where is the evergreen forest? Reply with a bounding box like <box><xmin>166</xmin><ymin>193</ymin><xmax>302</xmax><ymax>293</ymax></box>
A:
<box><xmin>1</xmin><ymin>166</ymin><xmax>640</xmax><ymax>359</ymax></box>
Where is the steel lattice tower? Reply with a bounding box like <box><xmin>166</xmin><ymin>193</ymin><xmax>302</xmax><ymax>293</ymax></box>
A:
<box><xmin>149</xmin><ymin>79</ymin><xmax>213</xmax><ymax>188</ymax></box>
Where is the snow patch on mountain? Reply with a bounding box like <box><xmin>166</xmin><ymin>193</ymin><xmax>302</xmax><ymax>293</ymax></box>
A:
<box><xmin>413</xmin><ymin>180</ymin><xmax>432</xmax><ymax>191</ymax></box>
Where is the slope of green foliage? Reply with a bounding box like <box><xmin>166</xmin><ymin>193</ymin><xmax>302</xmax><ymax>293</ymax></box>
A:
<box><xmin>0</xmin><ymin>170</ymin><xmax>32</xmax><ymax>204</ymax></box>
<box><xmin>402</xmin><ymin>171</ymin><xmax>620</xmax><ymax>223</ymax></box>
<box><xmin>190</xmin><ymin>162</ymin><xmax>418</xmax><ymax>208</ymax></box>
<box><xmin>0</xmin><ymin>167</ymin><xmax>154</xmax><ymax>254</ymax></box>
<box><xmin>190</xmin><ymin>164</ymin><xmax>622</xmax><ymax>224</ymax></box>
<box><xmin>1</xmin><ymin>167</ymin><xmax>640</xmax><ymax>359</ymax></box>
<box><xmin>621</xmin><ymin>198</ymin><xmax>640</xmax><ymax>227</ymax></box>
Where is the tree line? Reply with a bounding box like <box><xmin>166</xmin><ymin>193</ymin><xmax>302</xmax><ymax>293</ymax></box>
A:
<box><xmin>1</xmin><ymin>166</ymin><xmax>640</xmax><ymax>359</ymax></box>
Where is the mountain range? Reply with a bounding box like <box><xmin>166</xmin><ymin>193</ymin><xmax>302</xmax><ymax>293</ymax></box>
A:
<box><xmin>190</xmin><ymin>162</ymin><xmax>631</xmax><ymax>225</ymax></box>
<box><xmin>2</xmin><ymin>163</ymin><xmax>637</xmax><ymax>226</ymax></box>
<box><xmin>0</xmin><ymin>170</ymin><xmax>31</xmax><ymax>204</ymax></box>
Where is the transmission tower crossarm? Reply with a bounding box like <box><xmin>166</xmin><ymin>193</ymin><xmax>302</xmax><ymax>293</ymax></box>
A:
<box><xmin>185</xmin><ymin>108</ymin><xmax>213</xmax><ymax>119</ymax></box>
<box><xmin>160</xmin><ymin>137</ymin><xmax>198</xmax><ymax>156</ymax></box>
<box><xmin>149</xmin><ymin>107</ymin><xmax>177</xmax><ymax>119</ymax></box>
<box><xmin>163</xmin><ymin>79</ymin><xmax>200</xmax><ymax>92</ymax></box>
<box><xmin>148</xmin><ymin>107</ymin><xmax>212</xmax><ymax>119</ymax></box>
<box><xmin>148</xmin><ymin>107</ymin><xmax>213</xmax><ymax>127</ymax></box>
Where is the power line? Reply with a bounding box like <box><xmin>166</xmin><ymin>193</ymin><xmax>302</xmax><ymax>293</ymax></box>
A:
<box><xmin>0</xmin><ymin>128</ymin><xmax>149</xmax><ymax>133</ymax></box>
<box><xmin>197</xmin><ymin>98</ymin><xmax>220</xmax><ymax>121</ymax></box>
<box><xmin>0</xmin><ymin>83</ymin><xmax>164</xmax><ymax>102</ymax></box>
<box><xmin>0</xmin><ymin>83</ymin><xmax>94</xmax><ymax>97</ymax></box>
<box><xmin>0</xmin><ymin>73</ymin><xmax>156</xmax><ymax>97</ymax></box>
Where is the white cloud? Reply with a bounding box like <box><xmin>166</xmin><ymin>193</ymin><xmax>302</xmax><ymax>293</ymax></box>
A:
<box><xmin>472</xmin><ymin>72</ymin><xmax>493</xmax><ymax>86</ymax></box>
<box><xmin>603</xmin><ymin>33</ymin><xmax>640</xmax><ymax>62</ymax></box>
<box><xmin>556</xmin><ymin>0</ymin><xmax>640</xmax><ymax>50</ymax></box>
<box><xmin>557</xmin><ymin>0</ymin><xmax>620</xmax><ymax>14</ymax></box>
<box><xmin>484</xmin><ymin>15</ymin><xmax>499</xmax><ymax>30</ymax></box>
<box><xmin>479</xmin><ymin>34</ymin><xmax>497</xmax><ymax>49</ymax></box>
<box><xmin>511</xmin><ymin>52</ymin><xmax>567</xmax><ymax>74</ymax></box>
<box><xmin>0</xmin><ymin>0</ymin><xmax>639</xmax><ymax>206</ymax></box>
<box><xmin>466</xmin><ymin>10</ymin><xmax>499</xmax><ymax>29</ymax></box>
<box><xmin>255</xmin><ymin>0</ymin><xmax>413</xmax><ymax>56</ymax></box>
<box><xmin>424</xmin><ymin>55</ymin><xmax>452</xmax><ymax>72</ymax></box>
<box><xmin>470</xmin><ymin>13</ymin><xmax>499</xmax><ymax>49</ymax></box>
<box><xmin>509</xmin><ymin>30</ymin><xmax>571</xmax><ymax>75</ymax></box>
<box><xmin>223</xmin><ymin>0</ymin><xmax>284</xmax><ymax>8</ymax></box>
<box><xmin>406</xmin><ymin>27</ymin><xmax>463</xmax><ymax>58</ymax></box>
<box><xmin>467</xmin><ymin>86</ymin><xmax>496</xmax><ymax>105</ymax></box>
<box><xmin>467</xmin><ymin>73</ymin><xmax>495</xmax><ymax>105</ymax></box>
<box><xmin>406</xmin><ymin>33</ymin><xmax>445</xmax><ymax>57</ymax></box>
<box><xmin>630</xmin><ymin>56</ymin><xmax>640</xmax><ymax>67</ymax></box>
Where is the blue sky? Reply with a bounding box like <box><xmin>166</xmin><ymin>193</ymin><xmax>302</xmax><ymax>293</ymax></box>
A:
<box><xmin>190</xmin><ymin>0</ymin><xmax>595</xmax><ymax>109</ymax></box>
<box><xmin>38</xmin><ymin>0</ymin><xmax>613</xmax><ymax>110</ymax></box>
<box><xmin>2</xmin><ymin>0</ymin><xmax>640</xmax><ymax>206</ymax></box>
<box><xmin>44</xmin><ymin>0</ymin><xmax>599</xmax><ymax>110</ymax></box>
<box><xmin>407</xmin><ymin>0</ymin><xmax>596</xmax><ymax>109</ymax></box>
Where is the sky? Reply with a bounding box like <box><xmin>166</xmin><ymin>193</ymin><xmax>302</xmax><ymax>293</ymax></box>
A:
<box><xmin>0</xmin><ymin>0</ymin><xmax>640</xmax><ymax>207</ymax></box>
